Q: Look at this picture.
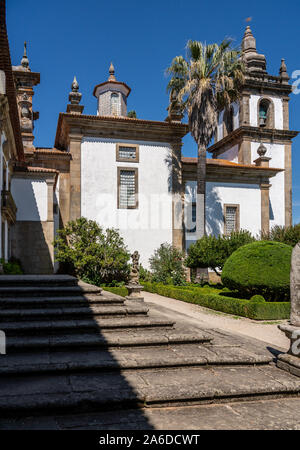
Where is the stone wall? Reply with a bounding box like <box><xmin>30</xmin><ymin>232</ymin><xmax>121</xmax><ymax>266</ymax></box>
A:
<box><xmin>11</xmin><ymin>221</ymin><xmax>54</xmax><ymax>274</ymax></box>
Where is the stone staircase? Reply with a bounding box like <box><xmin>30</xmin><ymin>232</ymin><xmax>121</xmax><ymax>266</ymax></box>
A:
<box><xmin>0</xmin><ymin>275</ymin><xmax>300</xmax><ymax>427</ymax></box>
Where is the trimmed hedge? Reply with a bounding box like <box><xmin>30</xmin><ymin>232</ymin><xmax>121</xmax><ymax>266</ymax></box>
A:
<box><xmin>221</xmin><ymin>241</ymin><xmax>292</xmax><ymax>301</ymax></box>
<box><xmin>142</xmin><ymin>282</ymin><xmax>290</xmax><ymax>320</ymax></box>
<box><xmin>101</xmin><ymin>286</ymin><xmax>128</xmax><ymax>297</ymax></box>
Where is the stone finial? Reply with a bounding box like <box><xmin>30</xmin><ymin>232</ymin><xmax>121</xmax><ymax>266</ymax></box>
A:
<box><xmin>108</xmin><ymin>62</ymin><xmax>116</xmax><ymax>81</ymax></box>
<box><xmin>257</xmin><ymin>143</ymin><xmax>267</xmax><ymax>157</ymax></box>
<box><xmin>242</xmin><ymin>26</ymin><xmax>257</xmax><ymax>54</ymax></box>
<box><xmin>67</xmin><ymin>76</ymin><xmax>84</xmax><ymax>114</ymax></box>
<box><xmin>279</xmin><ymin>58</ymin><xmax>290</xmax><ymax>84</ymax></box>
<box><xmin>69</xmin><ymin>76</ymin><xmax>82</xmax><ymax>105</ymax></box>
<box><xmin>21</xmin><ymin>41</ymin><xmax>29</xmax><ymax>69</ymax></box>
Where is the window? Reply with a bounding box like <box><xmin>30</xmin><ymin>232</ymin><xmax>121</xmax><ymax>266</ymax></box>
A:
<box><xmin>224</xmin><ymin>204</ymin><xmax>239</xmax><ymax>235</ymax></box>
<box><xmin>186</xmin><ymin>202</ymin><xmax>196</xmax><ymax>233</ymax></box>
<box><xmin>118</xmin><ymin>168</ymin><xmax>138</xmax><ymax>209</ymax></box>
<box><xmin>111</xmin><ymin>93</ymin><xmax>120</xmax><ymax>116</ymax></box>
<box><xmin>116</xmin><ymin>143</ymin><xmax>139</xmax><ymax>162</ymax></box>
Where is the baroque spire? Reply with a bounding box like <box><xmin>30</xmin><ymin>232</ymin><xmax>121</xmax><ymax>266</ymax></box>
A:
<box><xmin>21</xmin><ymin>41</ymin><xmax>29</xmax><ymax>69</ymax></box>
<box><xmin>242</xmin><ymin>26</ymin><xmax>257</xmax><ymax>54</ymax></box>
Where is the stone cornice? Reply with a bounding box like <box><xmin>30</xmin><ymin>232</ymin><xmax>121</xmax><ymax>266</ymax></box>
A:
<box><xmin>243</xmin><ymin>74</ymin><xmax>292</xmax><ymax>95</ymax></box>
<box><xmin>54</xmin><ymin>113</ymin><xmax>189</xmax><ymax>149</ymax></box>
<box><xmin>182</xmin><ymin>158</ymin><xmax>282</xmax><ymax>184</ymax></box>
<box><xmin>208</xmin><ymin>126</ymin><xmax>298</xmax><ymax>154</ymax></box>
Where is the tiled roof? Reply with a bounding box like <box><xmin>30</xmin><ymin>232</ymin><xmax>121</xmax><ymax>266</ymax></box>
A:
<box><xmin>181</xmin><ymin>156</ymin><xmax>281</xmax><ymax>171</ymax></box>
<box><xmin>0</xmin><ymin>0</ymin><xmax>24</xmax><ymax>161</ymax></box>
<box><xmin>15</xmin><ymin>166</ymin><xmax>58</xmax><ymax>174</ymax></box>
<box><xmin>34</xmin><ymin>148</ymin><xmax>71</xmax><ymax>156</ymax></box>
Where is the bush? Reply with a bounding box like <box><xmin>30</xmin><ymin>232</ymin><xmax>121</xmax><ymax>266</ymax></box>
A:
<box><xmin>149</xmin><ymin>243</ymin><xmax>186</xmax><ymax>285</ymax></box>
<box><xmin>221</xmin><ymin>241</ymin><xmax>292</xmax><ymax>301</ymax></box>
<box><xmin>262</xmin><ymin>224</ymin><xmax>300</xmax><ymax>247</ymax></box>
<box><xmin>142</xmin><ymin>282</ymin><xmax>290</xmax><ymax>320</ymax></box>
<box><xmin>139</xmin><ymin>265</ymin><xmax>152</xmax><ymax>282</ymax></box>
<box><xmin>186</xmin><ymin>230</ymin><xmax>255</xmax><ymax>275</ymax></box>
<box><xmin>0</xmin><ymin>258</ymin><xmax>23</xmax><ymax>275</ymax></box>
<box><xmin>54</xmin><ymin>217</ymin><xmax>130</xmax><ymax>284</ymax></box>
<box><xmin>250</xmin><ymin>295</ymin><xmax>266</xmax><ymax>303</ymax></box>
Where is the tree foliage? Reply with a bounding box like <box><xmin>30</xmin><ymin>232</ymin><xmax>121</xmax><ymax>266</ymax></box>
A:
<box><xmin>185</xmin><ymin>230</ymin><xmax>255</xmax><ymax>275</ymax></box>
<box><xmin>261</xmin><ymin>224</ymin><xmax>300</xmax><ymax>248</ymax></box>
<box><xmin>54</xmin><ymin>217</ymin><xmax>130</xmax><ymax>284</ymax></box>
<box><xmin>149</xmin><ymin>243</ymin><xmax>186</xmax><ymax>285</ymax></box>
<box><xmin>166</xmin><ymin>39</ymin><xmax>245</xmax><ymax>239</ymax></box>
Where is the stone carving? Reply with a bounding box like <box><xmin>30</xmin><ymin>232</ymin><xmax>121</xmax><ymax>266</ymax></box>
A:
<box><xmin>277</xmin><ymin>243</ymin><xmax>300</xmax><ymax>376</ymax></box>
<box><xmin>125</xmin><ymin>250</ymin><xmax>144</xmax><ymax>302</ymax></box>
<box><xmin>290</xmin><ymin>243</ymin><xmax>300</xmax><ymax>326</ymax></box>
<box><xmin>129</xmin><ymin>250</ymin><xmax>140</xmax><ymax>285</ymax></box>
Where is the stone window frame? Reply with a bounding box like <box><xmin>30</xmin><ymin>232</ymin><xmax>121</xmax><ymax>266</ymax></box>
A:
<box><xmin>257</xmin><ymin>97</ymin><xmax>275</xmax><ymax>129</ymax></box>
<box><xmin>117</xmin><ymin>166</ymin><xmax>139</xmax><ymax>209</ymax></box>
<box><xmin>116</xmin><ymin>143</ymin><xmax>139</xmax><ymax>163</ymax></box>
<box><xmin>224</xmin><ymin>203</ymin><xmax>240</xmax><ymax>235</ymax></box>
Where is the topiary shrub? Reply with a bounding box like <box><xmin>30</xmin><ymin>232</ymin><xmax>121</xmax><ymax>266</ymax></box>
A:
<box><xmin>221</xmin><ymin>241</ymin><xmax>292</xmax><ymax>301</ymax></box>
<box><xmin>250</xmin><ymin>295</ymin><xmax>266</xmax><ymax>303</ymax></box>
<box><xmin>186</xmin><ymin>230</ymin><xmax>255</xmax><ymax>275</ymax></box>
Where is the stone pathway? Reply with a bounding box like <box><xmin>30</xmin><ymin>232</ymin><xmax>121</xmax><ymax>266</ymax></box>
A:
<box><xmin>143</xmin><ymin>291</ymin><xmax>290</xmax><ymax>350</ymax></box>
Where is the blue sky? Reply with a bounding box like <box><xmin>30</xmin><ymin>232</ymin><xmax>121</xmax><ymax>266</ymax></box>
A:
<box><xmin>7</xmin><ymin>0</ymin><xmax>300</xmax><ymax>222</ymax></box>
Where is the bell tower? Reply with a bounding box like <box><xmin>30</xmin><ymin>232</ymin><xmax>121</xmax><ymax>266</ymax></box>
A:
<box><xmin>210</xmin><ymin>25</ymin><xmax>298</xmax><ymax>230</ymax></box>
<box><xmin>93</xmin><ymin>63</ymin><xmax>131</xmax><ymax>117</ymax></box>
<box><xmin>12</xmin><ymin>42</ymin><xmax>40</xmax><ymax>153</ymax></box>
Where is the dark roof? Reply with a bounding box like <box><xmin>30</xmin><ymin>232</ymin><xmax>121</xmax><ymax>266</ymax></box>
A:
<box><xmin>0</xmin><ymin>0</ymin><xmax>24</xmax><ymax>161</ymax></box>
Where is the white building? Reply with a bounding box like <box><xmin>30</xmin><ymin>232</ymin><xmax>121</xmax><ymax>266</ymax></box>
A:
<box><xmin>7</xmin><ymin>26</ymin><xmax>298</xmax><ymax>273</ymax></box>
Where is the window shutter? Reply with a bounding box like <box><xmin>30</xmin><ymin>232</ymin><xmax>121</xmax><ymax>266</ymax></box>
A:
<box><xmin>119</xmin><ymin>170</ymin><xmax>136</xmax><ymax>208</ymax></box>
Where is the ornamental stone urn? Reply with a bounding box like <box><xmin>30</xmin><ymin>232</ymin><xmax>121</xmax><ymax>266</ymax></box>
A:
<box><xmin>277</xmin><ymin>242</ymin><xmax>300</xmax><ymax>377</ymax></box>
<box><xmin>125</xmin><ymin>251</ymin><xmax>144</xmax><ymax>302</ymax></box>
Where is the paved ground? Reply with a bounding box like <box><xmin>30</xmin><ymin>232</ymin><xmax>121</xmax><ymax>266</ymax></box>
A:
<box><xmin>2</xmin><ymin>397</ymin><xmax>300</xmax><ymax>429</ymax></box>
<box><xmin>143</xmin><ymin>291</ymin><xmax>290</xmax><ymax>350</ymax></box>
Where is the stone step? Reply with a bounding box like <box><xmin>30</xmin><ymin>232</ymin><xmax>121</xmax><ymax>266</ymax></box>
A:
<box><xmin>0</xmin><ymin>365</ymin><xmax>299</xmax><ymax>414</ymax></box>
<box><xmin>0</xmin><ymin>316</ymin><xmax>175</xmax><ymax>336</ymax></box>
<box><xmin>3</xmin><ymin>397</ymin><xmax>300</xmax><ymax>430</ymax></box>
<box><xmin>0</xmin><ymin>304</ymin><xmax>149</xmax><ymax>322</ymax></box>
<box><xmin>0</xmin><ymin>293</ymin><xmax>125</xmax><ymax>309</ymax></box>
<box><xmin>0</xmin><ymin>275</ymin><xmax>78</xmax><ymax>287</ymax></box>
<box><xmin>5</xmin><ymin>329</ymin><xmax>212</xmax><ymax>352</ymax></box>
<box><xmin>0</xmin><ymin>344</ymin><xmax>273</xmax><ymax>376</ymax></box>
<box><xmin>0</xmin><ymin>285</ymin><xmax>102</xmax><ymax>298</ymax></box>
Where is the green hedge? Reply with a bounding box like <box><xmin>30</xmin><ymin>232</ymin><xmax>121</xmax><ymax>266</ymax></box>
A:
<box><xmin>101</xmin><ymin>286</ymin><xmax>128</xmax><ymax>297</ymax></box>
<box><xmin>142</xmin><ymin>282</ymin><xmax>290</xmax><ymax>320</ymax></box>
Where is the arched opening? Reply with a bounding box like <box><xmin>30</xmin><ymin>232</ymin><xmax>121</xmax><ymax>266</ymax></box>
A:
<box><xmin>110</xmin><ymin>92</ymin><xmax>120</xmax><ymax>116</ymax></box>
<box><xmin>258</xmin><ymin>99</ymin><xmax>271</xmax><ymax>128</ymax></box>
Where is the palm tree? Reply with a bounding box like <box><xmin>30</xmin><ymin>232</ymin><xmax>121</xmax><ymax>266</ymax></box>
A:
<box><xmin>167</xmin><ymin>39</ymin><xmax>244</xmax><ymax>242</ymax></box>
